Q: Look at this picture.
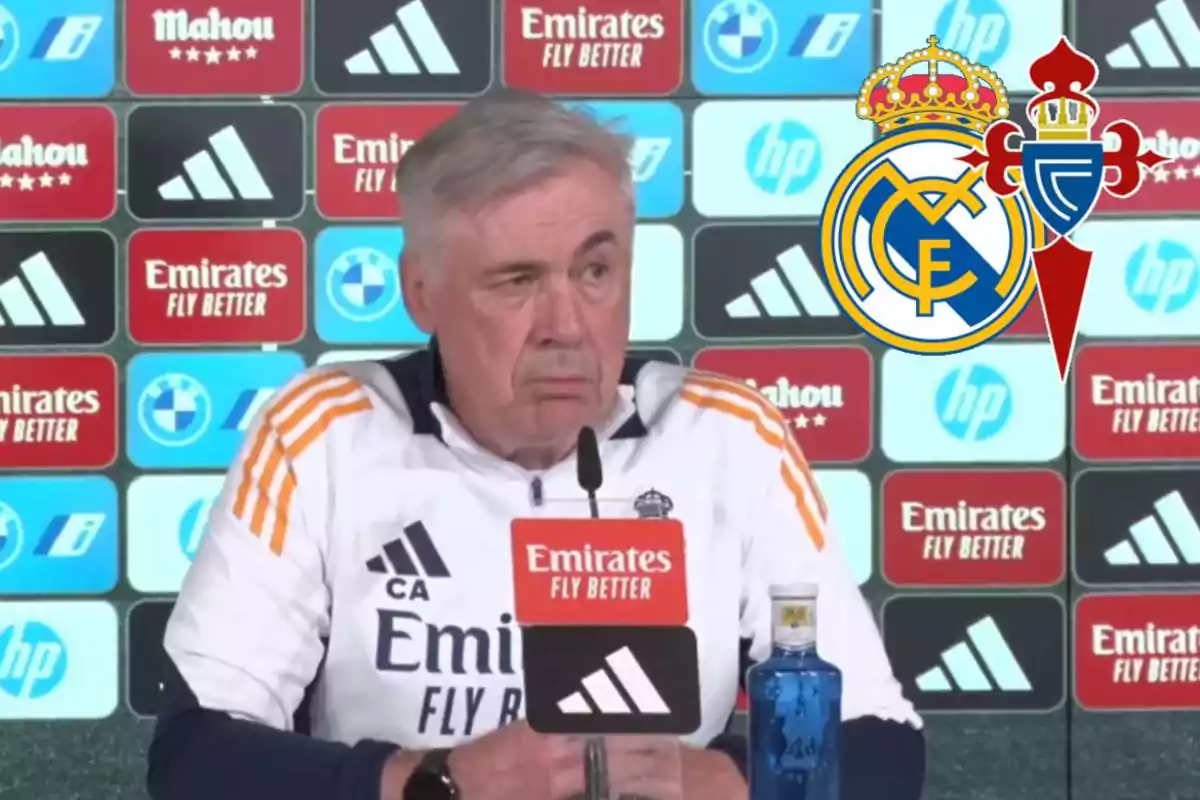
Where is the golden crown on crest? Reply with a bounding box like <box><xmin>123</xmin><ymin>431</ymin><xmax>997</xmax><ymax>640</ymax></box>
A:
<box><xmin>857</xmin><ymin>35</ymin><xmax>1009</xmax><ymax>134</ymax></box>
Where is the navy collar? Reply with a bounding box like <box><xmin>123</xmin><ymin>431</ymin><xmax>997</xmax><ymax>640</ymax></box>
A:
<box><xmin>381</xmin><ymin>340</ymin><xmax>651</xmax><ymax>442</ymax></box>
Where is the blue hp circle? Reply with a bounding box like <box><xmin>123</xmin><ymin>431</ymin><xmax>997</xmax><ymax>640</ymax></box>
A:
<box><xmin>138</xmin><ymin>373</ymin><xmax>213</xmax><ymax>448</ymax></box>
<box><xmin>935</xmin><ymin>364</ymin><xmax>1012</xmax><ymax>442</ymax></box>
<box><xmin>0</xmin><ymin>621</ymin><xmax>68</xmax><ymax>700</ymax></box>
<box><xmin>0</xmin><ymin>6</ymin><xmax>19</xmax><ymax>73</ymax></box>
<box><xmin>1125</xmin><ymin>240</ymin><xmax>1198</xmax><ymax>315</ymax></box>
<box><xmin>703</xmin><ymin>0</ymin><xmax>778</xmax><ymax>74</ymax></box>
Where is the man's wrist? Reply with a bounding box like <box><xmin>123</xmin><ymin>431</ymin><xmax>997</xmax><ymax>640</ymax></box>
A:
<box><xmin>682</xmin><ymin>745</ymin><xmax>748</xmax><ymax>799</ymax></box>
<box><xmin>378</xmin><ymin>749</ymin><xmax>425</xmax><ymax>800</ymax></box>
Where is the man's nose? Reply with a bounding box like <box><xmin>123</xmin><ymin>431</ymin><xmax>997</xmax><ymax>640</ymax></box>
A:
<box><xmin>534</xmin><ymin>277</ymin><xmax>584</xmax><ymax>343</ymax></box>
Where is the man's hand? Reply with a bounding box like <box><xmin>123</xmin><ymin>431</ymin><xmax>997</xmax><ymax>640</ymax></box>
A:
<box><xmin>544</xmin><ymin>735</ymin><xmax>745</xmax><ymax>800</ymax></box>
<box><xmin>380</xmin><ymin>725</ymin><xmax>746</xmax><ymax>799</ymax></box>
<box><xmin>379</xmin><ymin>722</ymin><xmax>547</xmax><ymax>800</ymax></box>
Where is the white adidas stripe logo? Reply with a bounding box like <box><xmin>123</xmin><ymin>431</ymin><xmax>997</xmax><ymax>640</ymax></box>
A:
<box><xmin>915</xmin><ymin>616</ymin><xmax>1031</xmax><ymax>693</ymax></box>
<box><xmin>345</xmin><ymin>0</ymin><xmax>459</xmax><ymax>76</ymax></box>
<box><xmin>1105</xmin><ymin>490</ymin><xmax>1200</xmax><ymax>565</ymax></box>
<box><xmin>1105</xmin><ymin>0</ymin><xmax>1200</xmax><ymax>70</ymax></box>
<box><xmin>725</xmin><ymin>244</ymin><xmax>839</xmax><ymax>320</ymax></box>
<box><xmin>0</xmin><ymin>252</ymin><xmax>84</xmax><ymax>327</ymax></box>
<box><xmin>557</xmin><ymin>646</ymin><xmax>671</xmax><ymax>715</ymax></box>
<box><xmin>158</xmin><ymin>126</ymin><xmax>273</xmax><ymax>202</ymax></box>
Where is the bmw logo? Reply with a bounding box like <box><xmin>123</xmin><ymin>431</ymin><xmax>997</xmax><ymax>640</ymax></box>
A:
<box><xmin>137</xmin><ymin>373</ymin><xmax>213</xmax><ymax>448</ymax></box>
<box><xmin>326</xmin><ymin>246</ymin><xmax>401</xmax><ymax>323</ymax></box>
<box><xmin>703</xmin><ymin>0</ymin><xmax>778</xmax><ymax>75</ymax></box>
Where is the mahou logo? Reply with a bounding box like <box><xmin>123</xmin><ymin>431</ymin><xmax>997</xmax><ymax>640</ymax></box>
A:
<box><xmin>0</xmin><ymin>107</ymin><xmax>117</xmax><ymax>222</ymax></box>
<box><xmin>1095</xmin><ymin>102</ymin><xmax>1200</xmax><ymax>214</ymax></box>
<box><xmin>881</xmin><ymin>469</ymin><xmax>1066</xmax><ymax>587</ymax></box>
<box><xmin>127</xmin><ymin>228</ymin><xmax>307</xmax><ymax>345</ymax></box>
<box><xmin>0</xmin><ymin>355</ymin><xmax>118</xmax><ymax>469</ymax></box>
<box><xmin>1073</xmin><ymin>344</ymin><xmax>1200</xmax><ymax>461</ymax></box>
<box><xmin>502</xmin><ymin>0</ymin><xmax>683</xmax><ymax>94</ymax></box>
<box><xmin>125</xmin><ymin>0</ymin><xmax>305</xmax><ymax>95</ymax></box>
<box><xmin>692</xmin><ymin>346</ymin><xmax>873</xmax><ymax>463</ymax></box>
<box><xmin>1075</xmin><ymin>593</ymin><xmax>1200</xmax><ymax>711</ymax></box>
<box><xmin>315</xmin><ymin>104</ymin><xmax>461</xmax><ymax>220</ymax></box>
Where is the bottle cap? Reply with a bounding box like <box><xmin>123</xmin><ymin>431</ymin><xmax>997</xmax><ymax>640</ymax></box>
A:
<box><xmin>770</xmin><ymin>583</ymin><xmax>818</xmax><ymax>599</ymax></box>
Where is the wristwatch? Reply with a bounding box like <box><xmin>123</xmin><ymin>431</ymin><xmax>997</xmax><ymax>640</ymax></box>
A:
<box><xmin>403</xmin><ymin>748</ymin><xmax>458</xmax><ymax>800</ymax></box>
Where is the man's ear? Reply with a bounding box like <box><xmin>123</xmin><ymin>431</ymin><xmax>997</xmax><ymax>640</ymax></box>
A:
<box><xmin>400</xmin><ymin>250</ymin><xmax>434</xmax><ymax>334</ymax></box>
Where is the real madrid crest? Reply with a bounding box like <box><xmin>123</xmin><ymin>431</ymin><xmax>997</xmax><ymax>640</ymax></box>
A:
<box><xmin>819</xmin><ymin>36</ymin><xmax>1045</xmax><ymax>358</ymax></box>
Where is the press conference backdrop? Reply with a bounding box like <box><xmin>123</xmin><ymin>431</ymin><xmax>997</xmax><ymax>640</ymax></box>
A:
<box><xmin>0</xmin><ymin>0</ymin><xmax>1197</xmax><ymax>797</ymax></box>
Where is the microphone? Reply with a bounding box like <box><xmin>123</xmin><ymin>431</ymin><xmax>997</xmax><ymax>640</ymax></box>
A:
<box><xmin>578</xmin><ymin>426</ymin><xmax>606</xmax><ymax>799</ymax></box>
<box><xmin>576</xmin><ymin>426</ymin><xmax>602</xmax><ymax>519</ymax></box>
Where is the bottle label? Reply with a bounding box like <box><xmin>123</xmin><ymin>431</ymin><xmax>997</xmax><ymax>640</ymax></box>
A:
<box><xmin>772</xmin><ymin>599</ymin><xmax>816</xmax><ymax>649</ymax></box>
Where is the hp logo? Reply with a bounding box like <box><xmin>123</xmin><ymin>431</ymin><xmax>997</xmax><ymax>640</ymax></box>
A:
<box><xmin>0</xmin><ymin>621</ymin><xmax>67</xmax><ymax>700</ymax></box>
<box><xmin>1125</xmin><ymin>241</ymin><xmax>1198</xmax><ymax>315</ymax></box>
<box><xmin>745</xmin><ymin>120</ymin><xmax>821</xmax><ymax>196</ymax></box>
<box><xmin>178</xmin><ymin>495</ymin><xmax>216</xmax><ymax>562</ymax></box>
<box><xmin>935</xmin><ymin>364</ymin><xmax>1012</xmax><ymax>441</ymax></box>
<box><xmin>935</xmin><ymin>0</ymin><xmax>1010</xmax><ymax>65</ymax></box>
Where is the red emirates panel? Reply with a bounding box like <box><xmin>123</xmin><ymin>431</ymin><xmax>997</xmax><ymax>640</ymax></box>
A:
<box><xmin>127</xmin><ymin>228</ymin><xmax>306</xmax><ymax>345</ymax></box>
<box><xmin>881</xmin><ymin>469</ymin><xmax>1066</xmax><ymax>587</ymax></box>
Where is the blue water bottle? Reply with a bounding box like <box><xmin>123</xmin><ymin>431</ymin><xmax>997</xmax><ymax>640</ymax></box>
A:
<box><xmin>746</xmin><ymin>583</ymin><xmax>842</xmax><ymax>799</ymax></box>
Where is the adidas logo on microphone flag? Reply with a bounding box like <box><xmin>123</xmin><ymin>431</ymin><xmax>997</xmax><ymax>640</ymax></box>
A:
<box><xmin>557</xmin><ymin>646</ymin><xmax>671</xmax><ymax>716</ymax></box>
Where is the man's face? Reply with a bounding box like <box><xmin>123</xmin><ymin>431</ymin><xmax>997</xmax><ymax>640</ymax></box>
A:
<box><xmin>408</xmin><ymin>159</ymin><xmax>634</xmax><ymax>457</ymax></box>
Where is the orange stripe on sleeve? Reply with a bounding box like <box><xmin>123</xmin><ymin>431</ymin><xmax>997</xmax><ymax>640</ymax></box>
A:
<box><xmin>230</xmin><ymin>371</ymin><xmax>372</xmax><ymax>556</ymax></box>
<box><xmin>245</xmin><ymin>379</ymin><xmax>365</xmax><ymax>530</ymax></box>
<box><xmin>781</xmin><ymin>461</ymin><xmax>825</xmax><ymax>551</ymax></box>
<box><xmin>270</xmin><ymin>472</ymin><xmax>298</xmax><ymax>557</ymax></box>
<box><xmin>233</xmin><ymin>372</ymin><xmax>348</xmax><ymax>517</ymax></box>
<box><xmin>783</xmin><ymin>439</ymin><xmax>827</xmax><ymax>519</ymax></box>
<box><xmin>679</xmin><ymin>388</ymin><xmax>783</xmax><ymax>449</ymax></box>
<box><xmin>262</xmin><ymin>397</ymin><xmax>372</xmax><ymax>554</ymax></box>
<box><xmin>233</xmin><ymin>421</ymin><xmax>272</xmax><ymax>519</ymax></box>
<box><xmin>685</xmin><ymin>372</ymin><xmax>789</xmax><ymax>429</ymax></box>
<box><xmin>683</xmin><ymin>371</ymin><xmax>828</xmax><ymax>545</ymax></box>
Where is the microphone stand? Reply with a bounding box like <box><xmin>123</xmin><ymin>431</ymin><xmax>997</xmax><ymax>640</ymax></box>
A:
<box><xmin>584</xmin><ymin>737</ymin><xmax>609</xmax><ymax>800</ymax></box>
<box><xmin>575</xmin><ymin>428</ymin><xmax>655</xmax><ymax>800</ymax></box>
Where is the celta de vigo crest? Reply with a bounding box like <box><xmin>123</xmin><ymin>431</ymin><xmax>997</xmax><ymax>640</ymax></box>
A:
<box><xmin>957</xmin><ymin>37</ymin><xmax>1169</xmax><ymax>379</ymax></box>
<box><xmin>819</xmin><ymin>36</ymin><xmax>1045</xmax><ymax>357</ymax></box>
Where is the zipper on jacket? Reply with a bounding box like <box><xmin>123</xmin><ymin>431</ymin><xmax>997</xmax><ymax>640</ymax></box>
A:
<box><xmin>530</xmin><ymin>476</ymin><xmax>544</xmax><ymax>507</ymax></box>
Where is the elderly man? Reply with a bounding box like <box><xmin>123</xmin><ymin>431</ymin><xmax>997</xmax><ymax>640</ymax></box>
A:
<box><xmin>146</xmin><ymin>90</ymin><xmax>924</xmax><ymax>800</ymax></box>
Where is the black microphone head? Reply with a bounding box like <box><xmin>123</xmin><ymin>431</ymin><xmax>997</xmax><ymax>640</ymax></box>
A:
<box><xmin>576</xmin><ymin>426</ymin><xmax>603</xmax><ymax>492</ymax></box>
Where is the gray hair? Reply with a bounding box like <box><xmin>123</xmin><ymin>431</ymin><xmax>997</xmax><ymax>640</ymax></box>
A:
<box><xmin>395</xmin><ymin>89</ymin><xmax>635</xmax><ymax>259</ymax></box>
